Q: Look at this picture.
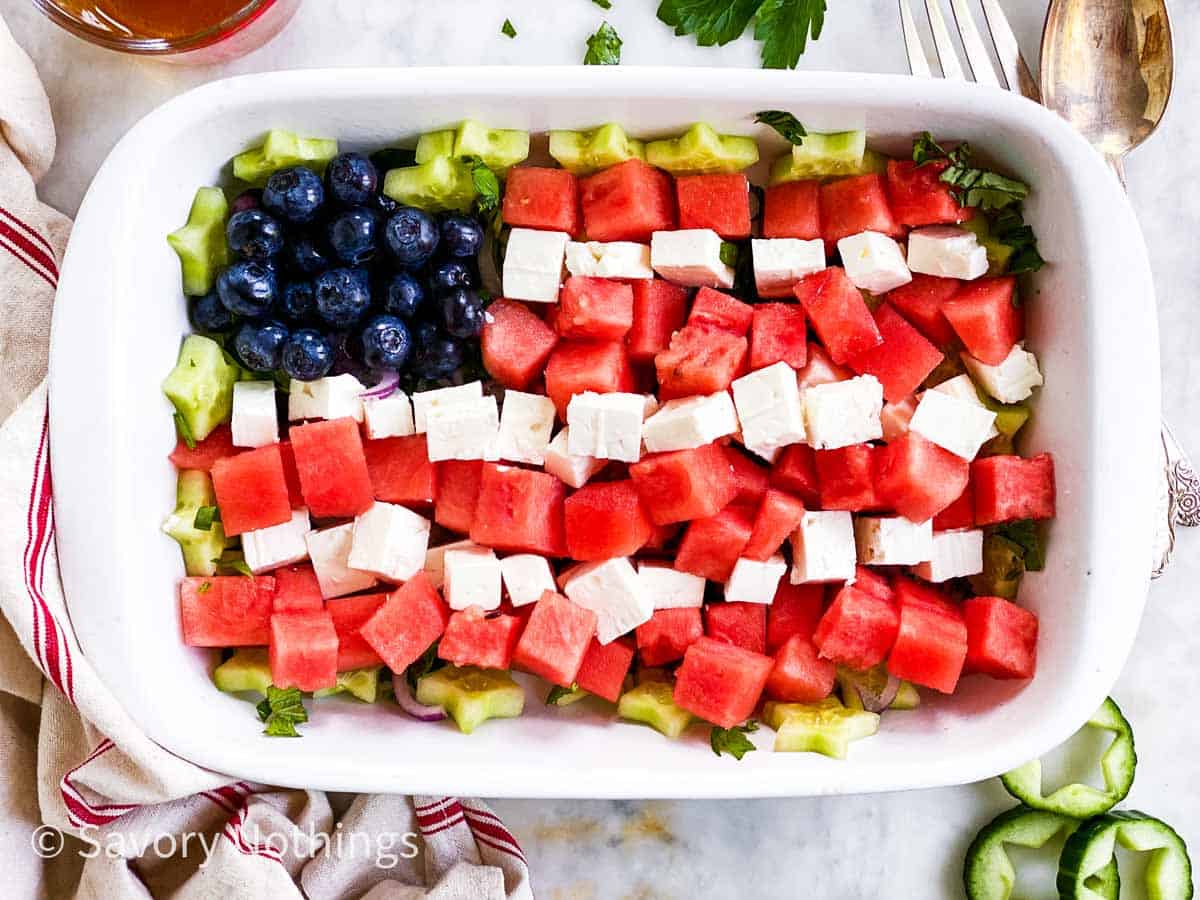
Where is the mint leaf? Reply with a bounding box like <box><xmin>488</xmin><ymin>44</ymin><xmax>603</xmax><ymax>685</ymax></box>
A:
<box><xmin>174</xmin><ymin>412</ymin><xmax>196</xmax><ymax>450</ymax></box>
<box><xmin>911</xmin><ymin>133</ymin><xmax>1029</xmax><ymax>210</ymax></box>
<box><xmin>754</xmin><ymin>0</ymin><xmax>826</xmax><ymax>69</ymax></box>
<box><xmin>501</xmin><ymin>18</ymin><xmax>517</xmax><ymax>38</ymax></box>
<box><xmin>993</xmin><ymin>520</ymin><xmax>1046</xmax><ymax>571</ymax></box>
<box><xmin>657</xmin><ymin>0</ymin><xmax>760</xmax><ymax>47</ymax></box>
<box><xmin>192</xmin><ymin>506</ymin><xmax>220</xmax><ymax>531</ymax></box>
<box><xmin>584</xmin><ymin>22</ymin><xmax>623</xmax><ymax>65</ymax></box>
<box><xmin>912</xmin><ymin>131</ymin><xmax>950</xmax><ymax>166</ymax></box>
<box><xmin>592</xmin><ymin>0</ymin><xmax>613</xmax><ymax>8</ymax></box>
<box><xmin>719</xmin><ymin>241</ymin><xmax>739</xmax><ymax>268</ymax></box>
<box><xmin>754</xmin><ymin>110</ymin><xmax>807</xmax><ymax>145</ymax></box>
<box><xmin>710</xmin><ymin>720</ymin><xmax>759</xmax><ymax>760</ymax></box>
<box><xmin>257</xmin><ymin>686</ymin><xmax>308</xmax><ymax>737</ymax></box>
<box><xmin>992</xmin><ymin>207</ymin><xmax>1045</xmax><ymax>275</ymax></box>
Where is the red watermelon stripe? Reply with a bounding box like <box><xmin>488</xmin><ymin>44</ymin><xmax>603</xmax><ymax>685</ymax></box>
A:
<box><xmin>0</xmin><ymin>206</ymin><xmax>56</xmax><ymax>257</ymax></box>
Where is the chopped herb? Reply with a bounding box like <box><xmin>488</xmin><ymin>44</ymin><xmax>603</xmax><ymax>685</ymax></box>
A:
<box><xmin>911</xmin><ymin>131</ymin><xmax>1030</xmax><ymax>211</ymax></box>
<box><xmin>192</xmin><ymin>506</ymin><xmax>221</xmax><ymax>531</ymax></box>
<box><xmin>657</xmin><ymin>0</ymin><xmax>826</xmax><ymax>69</ymax></box>
<box><xmin>592</xmin><ymin>0</ymin><xmax>613</xmax><ymax>8</ymax></box>
<box><xmin>197</xmin><ymin>580</ymin><xmax>213</xmax><ymax>594</ymax></box>
<box><xmin>584</xmin><ymin>22</ymin><xmax>623</xmax><ymax>65</ymax></box>
<box><xmin>657</xmin><ymin>0</ymin><xmax>760</xmax><ymax>47</ymax></box>
<box><xmin>256</xmin><ymin>686</ymin><xmax>308</xmax><ymax>737</ymax></box>
<box><xmin>501</xmin><ymin>18</ymin><xmax>517</xmax><ymax>38</ymax></box>
<box><xmin>719</xmin><ymin>241</ymin><xmax>740</xmax><ymax>267</ymax></box>
<box><xmin>546</xmin><ymin>683</ymin><xmax>580</xmax><ymax>705</ymax></box>
<box><xmin>174</xmin><ymin>412</ymin><xmax>196</xmax><ymax>450</ymax></box>
<box><xmin>710</xmin><ymin>720</ymin><xmax>759</xmax><ymax>760</ymax></box>
<box><xmin>993</xmin><ymin>520</ymin><xmax>1046</xmax><ymax>571</ymax></box>
<box><xmin>406</xmin><ymin>641</ymin><xmax>442</xmax><ymax>692</ymax></box>
<box><xmin>754</xmin><ymin>110</ymin><xmax>807</xmax><ymax>145</ymax></box>
<box><xmin>992</xmin><ymin>207</ymin><xmax>1046</xmax><ymax>275</ymax></box>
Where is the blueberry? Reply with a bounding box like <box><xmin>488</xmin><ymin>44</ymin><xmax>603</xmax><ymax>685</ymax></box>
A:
<box><xmin>233</xmin><ymin>320</ymin><xmax>289</xmax><ymax>372</ymax></box>
<box><xmin>216</xmin><ymin>260</ymin><xmax>278</xmax><ymax>317</ymax></box>
<box><xmin>413</xmin><ymin>329</ymin><xmax>463</xmax><ymax>379</ymax></box>
<box><xmin>439</xmin><ymin>288</ymin><xmax>485</xmax><ymax>339</ymax></box>
<box><xmin>384</xmin><ymin>207</ymin><xmax>439</xmax><ymax>267</ymax></box>
<box><xmin>324</xmin><ymin>152</ymin><xmax>378</xmax><ymax>207</ymax></box>
<box><xmin>230</xmin><ymin>189</ymin><xmax>263</xmax><ymax>214</ymax></box>
<box><xmin>382</xmin><ymin>271</ymin><xmax>425</xmax><ymax>320</ymax></box>
<box><xmin>429</xmin><ymin>260</ymin><xmax>475</xmax><ymax>295</ymax></box>
<box><xmin>325</xmin><ymin>206</ymin><xmax>379</xmax><ymax>265</ymax></box>
<box><xmin>280</xmin><ymin>328</ymin><xmax>335</xmax><ymax>381</ymax></box>
<box><xmin>189</xmin><ymin>291</ymin><xmax>234</xmax><ymax>333</ymax></box>
<box><xmin>359</xmin><ymin>315</ymin><xmax>413</xmax><ymax>370</ymax></box>
<box><xmin>412</xmin><ymin>319</ymin><xmax>439</xmax><ymax>348</ymax></box>
<box><xmin>284</xmin><ymin>234</ymin><xmax>331</xmax><ymax>277</ymax></box>
<box><xmin>262</xmin><ymin>166</ymin><xmax>324</xmax><ymax>225</ymax></box>
<box><xmin>440</xmin><ymin>214</ymin><xmax>485</xmax><ymax>259</ymax></box>
<box><xmin>280</xmin><ymin>280</ymin><xmax>317</xmax><ymax>322</ymax></box>
<box><xmin>313</xmin><ymin>266</ymin><xmax>371</xmax><ymax>328</ymax></box>
<box><xmin>226</xmin><ymin>209</ymin><xmax>285</xmax><ymax>261</ymax></box>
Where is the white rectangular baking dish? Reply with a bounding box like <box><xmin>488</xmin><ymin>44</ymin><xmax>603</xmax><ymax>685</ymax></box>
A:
<box><xmin>49</xmin><ymin>67</ymin><xmax>1158</xmax><ymax>798</ymax></box>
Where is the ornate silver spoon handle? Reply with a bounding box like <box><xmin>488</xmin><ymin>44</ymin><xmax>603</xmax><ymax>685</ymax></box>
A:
<box><xmin>1153</xmin><ymin>422</ymin><xmax>1199</xmax><ymax>578</ymax></box>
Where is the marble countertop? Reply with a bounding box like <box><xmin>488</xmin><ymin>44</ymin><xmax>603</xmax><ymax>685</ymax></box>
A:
<box><xmin>3</xmin><ymin>0</ymin><xmax>1196</xmax><ymax>896</ymax></box>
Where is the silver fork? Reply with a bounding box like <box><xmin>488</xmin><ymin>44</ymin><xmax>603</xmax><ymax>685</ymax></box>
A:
<box><xmin>897</xmin><ymin>0</ymin><xmax>1191</xmax><ymax>577</ymax></box>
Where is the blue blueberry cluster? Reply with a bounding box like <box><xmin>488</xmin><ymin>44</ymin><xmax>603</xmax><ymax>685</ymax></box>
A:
<box><xmin>192</xmin><ymin>152</ymin><xmax>489</xmax><ymax>383</ymax></box>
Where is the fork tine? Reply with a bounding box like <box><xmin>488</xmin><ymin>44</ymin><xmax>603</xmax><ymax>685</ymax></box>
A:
<box><xmin>898</xmin><ymin>0</ymin><xmax>933</xmax><ymax>78</ymax></box>
<box><xmin>947</xmin><ymin>0</ymin><xmax>1002</xmax><ymax>87</ymax></box>
<box><xmin>923</xmin><ymin>0</ymin><xmax>966</xmax><ymax>80</ymax></box>
<box><xmin>979</xmin><ymin>0</ymin><xmax>1042</xmax><ymax>101</ymax></box>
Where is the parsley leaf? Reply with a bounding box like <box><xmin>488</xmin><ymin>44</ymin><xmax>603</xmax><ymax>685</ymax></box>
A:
<box><xmin>754</xmin><ymin>0</ymin><xmax>826</xmax><ymax>69</ymax></box>
<box><xmin>657</xmin><ymin>0</ymin><xmax>759</xmax><ymax>46</ymax></box>
<box><xmin>257</xmin><ymin>686</ymin><xmax>308</xmax><ymax>737</ymax></box>
<box><xmin>592</xmin><ymin>0</ymin><xmax>613</xmax><ymax>8</ymax></box>
<box><xmin>501</xmin><ymin>18</ymin><xmax>517</xmax><ymax>38</ymax></box>
<box><xmin>584</xmin><ymin>22</ymin><xmax>623</xmax><ymax>65</ymax></box>
<box><xmin>754</xmin><ymin>110</ymin><xmax>807</xmax><ymax>145</ymax></box>
<box><xmin>710</xmin><ymin>720</ymin><xmax>759</xmax><ymax>760</ymax></box>
<box><xmin>192</xmin><ymin>506</ymin><xmax>220</xmax><ymax>531</ymax></box>
<box><xmin>174</xmin><ymin>412</ymin><xmax>196</xmax><ymax>450</ymax></box>
<box><xmin>992</xmin><ymin>520</ymin><xmax>1046</xmax><ymax>571</ymax></box>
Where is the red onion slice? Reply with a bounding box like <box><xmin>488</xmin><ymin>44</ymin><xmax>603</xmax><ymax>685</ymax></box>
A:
<box><xmin>853</xmin><ymin>673</ymin><xmax>901</xmax><ymax>713</ymax></box>
<box><xmin>360</xmin><ymin>369</ymin><xmax>401</xmax><ymax>401</ymax></box>
<box><xmin>393</xmin><ymin>677</ymin><xmax>445</xmax><ymax>722</ymax></box>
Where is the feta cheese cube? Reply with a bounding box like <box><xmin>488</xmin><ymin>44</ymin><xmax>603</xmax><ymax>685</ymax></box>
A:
<box><xmin>412</xmin><ymin>382</ymin><xmax>483</xmax><ymax>433</ymax></box>
<box><xmin>638</xmin><ymin>561</ymin><xmax>706</xmax><ymax>610</ymax></box>
<box><xmin>725</xmin><ymin>555</ymin><xmax>788</xmax><ymax>604</ymax></box>
<box><xmin>907</xmin><ymin>226</ymin><xmax>989</xmax><ymax>281</ymax></box>
<box><xmin>503</xmin><ymin>228</ymin><xmax>569</xmax><ymax>303</ymax></box>
<box><xmin>790</xmin><ymin>510</ymin><xmax>856</xmax><ymax>584</ymax></box>
<box><xmin>564</xmin><ymin>557</ymin><xmax>652</xmax><ymax>644</ymax></box>
<box><xmin>242</xmin><ymin>508</ymin><xmax>310</xmax><ymax>574</ymax></box>
<box><xmin>499</xmin><ymin>554</ymin><xmax>557</xmax><ymax>607</ymax></box>
<box><xmin>444</xmin><ymin>546</ymin><xmax>503</xmax><ymax>611</ymax></box>
<box><xmin>424</xmin><ymin>539</ymin><xmax>477</xmax><ymax>589</ymax></box>
<box><xmin>739</xmin><ymin>439</ymin><xmax>782</xmax><ymax>464</ymax></box>
<box><xmin>732</xmin><ymin>362</ymin><xmax>807</xmax><ymax>453</ymax></box>
<box><xmin>363</xmin><ymin>393</ymin><xmax>415</xmax><ymax>440</ymax></box>
<box><xmin>564</xmin><ymin>241</ymin><xmax>654</xmax><ymax>280</ymax></box>
<box><xmin>931</xmin><ymin>374</ymin><xmax>1000</xmax><ymax>441</ymax></box>
<box><xmin>909</xmin><ymin>389</ymin><xmax>998</xmax><ymax>461</ymax></box>
<box><xmin>566</xmin><ymin>391</ymin><xmax>645</xmax><ymax>463</ymax></box>
<box><xmin>803</xmin><ymin>375</ymin><xmax>884</xmax><ymax>450</ymax></box>
<box><xmin>425</xmin><ymin>396</ymin><xmax>500</xmax><ymax>462</ymax></box>
<box><xmin>642</xmin><ymin>392</ymin><xmax>739</xmax><ymax>453</ymax></box>
<box><xmin>495</xmin><ymin>390</ymin><xmax>556</xmax><ymax>465</ymax></box>
<box><xmin>914</xmin><ymin>529</ymin><xmax>985</xmax><ymax>582</ymax></box>
<box><xmin>348</xmin><ymin>502</ymin><xmax>431</xmax><ymax>582</ymax></box>
<box><xmin>854</xmin><ymin>516</ymin><xmax>934</xmax><ymax>566</ymax></box>
<box><xmin>305</xmin><ymin>523</ymin><xmax>379</xmax><ymax>598</ymax></box>
<box><xmin>797</xmin><ymin>344</ymin><xmax>851</xmax><ymax>392</ymax></box>
<box><xmin>881</xmin><ymin>396</ymin><xmax>917</xmax><ymax>441</ymax></box>
<box><xmin>752</xmin><ymin>238</ymin><xmax>826</xmax><ymax>298</ymax></box>
<box><xmin>288</xmin><ymin>374</ymin><xmax>366</xmax><ymax>423</ymax></box>
<box><xmin>543</xmin><ymin>428</ymin><xmax>606</xmax><ymax>489</ymax></box>
<box><xmin>231</xmin><ymin>381</ymin><xmax>279</xmax><ymax>448</ymax></box>
<box><xmin>641</xmin><ymin>395</ymin><xmax>660</xmax><ymax>420</ymax></box>
<box><xmin>837</xmin><ymin>231</ymin><xmax>913</xmax><ymax>295</ymax></box>
<box><xmin>556</xmin><ymin>560</ymin><xmax>592</xmax><ymax>591</ymax></box>
<box><xmin>650</xmin><ymin>229</ymin><xmax>734</xmax><ymax>289</ymax></box>
<box><xmin>962</xmin><ymin>344</ymin><xmax>1044</xmax><ymax>404</ymax></box>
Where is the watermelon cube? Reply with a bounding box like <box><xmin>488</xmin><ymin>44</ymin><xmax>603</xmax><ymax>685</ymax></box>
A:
<box><xmin>819</xmin><ymin>174</ymin><xmax>902</xmax><ymax>249</ymax></box>
<box><xmin>210</xmin><ymin>446</ymin><xmax>292</xmax><ymax>537</ymax></box>
<box><xmin>673</xmin><ymin>636</ymin><xmax>773</xmax><ymax>728</ymax></box>
<box><xmin>743</xmin><ymin>489</ymin><xmax>806</xmax><ymax>561</ymax></box>
<box><xmin>877</xmin><ymin>432</ymin><xmax>970</xmax><ymax>522</ymax></box>
<box><xmin>815</xmin><ymin>444</ymin><xmax>885</xmax><ymax>512</ymax></box>
<box><xmin>885</xmin><ymin>159</ymin><xmax>972</xmax><ymax>227</ymax></box>
<box><xmin>630</xmin><ymin>442</ymin><xmax>739</xmax><ymax>525</ymax></box>
<box><xmin>169</xmin><ymin>424</ymin><xmax>236</xmax><ymax>471</ymax></box>
<box><xmin>502</xmin><ymin>166</ymin><xmax>581</xmax><ymax>235</ymax></box>
<box><xmin>626</xmin><ymin>280</ymin><xmax>689</xmax><ymax>363</ymax></box>
<box><xmin>278</xmin><ymin>441</ymin><xmax>305</xmax><ymax>509</ymax></box>
<box><xmin>674</xmin><ymin>505</ymin><xmax>755</xmax><ymax>582</ymax></box>
<box><xmin>941</xmin><ymin>276</ymin><xmax>1023</xmax><ymax>365</ymax></box>
<box><xmin>704</xmin><ymin>601</ymin><xmax>767</xmax><ymax>655</ymax></box>
<box><xmin>813</xmin><ymin>583</ymin><xmax>900</xmax><ymax>671</ymax></box>
<box><xmin>884</xmin><ymin>274</ymin><xmax>962</xmax><ymax>348</ymax></box>
<box><xmin>654</xmin><ymin>324</ymin><xmax>748</xmax><ymax>399</ymax></box>
<box><xmin>360</xmin><ymin>572</ymin><xmax>450</xmax><ymax>673</ymax></box>
<box><xmin>770</xmin><ymin>444</ymin><xmax>821</xmax><ymax>505</ymax></box>
<box><xmin>565</xmin><ymin>480</ymin><xmax>654</xmax><ymax>560</ymax></box>
<box><xmin>289</xmin><ymin>418</ymin><xmax>374</xmax><ymax>518</ymax></box>
<box><xmin>438</xmin><ymin>607</ymin><xmax>524</xmax><ymax>670</ymax></box>
<box><xmin>762</xmin><ymin>180</ymin><xmax>822</xmax><ymax>240</ymax></box>
<box><xmin>765</xmin><ymin>634</ymin><xmax>837</xmax><ymax>703</ymax></box>
<box><xmin>725</xmin><ymin>446</ymin><xmax>770</xmax><ymax>504</ymax></box>
<box><xmin>796</xmin><ymin>342</ymin><xmax>852</xmax><ymax>391</ymax></box>
<box><xmin>326</xmin><ymin>592</ymin><xmax>387</xmax><ymax>670</ymax></box>
<box><xmin>579</xmin><ymin>158</ymin><xmax>676</xmax><ymax>242</ymax></box>
<box><xmin>545</xmin><ymin>339</ymin><xmax>635</xmax><ymax>417</ymax></box>
<box><xmin>512</xmin><ymin>591</ymin><xmax>597</xmax><ymax>686</ymax></box>
<box><xmin>636</xmin><ymin>607</ymin><xmax>704</xmax><ymax>667</ymax></box>
<box><xmin>676</xmin><ymin>173</ymin><xmax>752</xmax><ymax>239</ymax></box>
<box><xmin>470</xmin><ymin>464</ymin><xmax>567</xmax><ymax>556</ymax></box>
<box><xmin>750</xmin><ymin>303</ymin><xmax>809</xmax><ymax>370</ymax></box>
<box><xmin>887</xmin><ymin>580</ymin><xmax>968</xmax><ymax>693</ymax></box>
<box><xmin>767</xmin><ymin>582</ymin><xmax>826</xmax><ymax>653</ymax></box>
<box><xmin>854</xmin><ymin>565</ymin><xmax>895</xmax><ymax>603</ymax></box>
<box><xmin>972</xmin><ymin>453</ymin><xmax>1056</xmax><ymax>525</ymax></box>
<box><xmin>363</xmin><ymin>434</ymin><xmax>437</xmax><ymax>506</ymax></box>
<box><xmin>273</xmin><ymin>563</ymin><xmax>324</xmax><ymax>613</ymax></box>
<box><xmin>847</xmin><ymin>303</ymin><xmax>945</xmax><ymax>402</ymax></box>
<box><xmin>963</xmin><ymin>595</ymin><xmax>1038</xmax><ymax>679</ymax></box>
<box><xmin>269</xmin><ymin>611</ymin><xmax>338</xmax><ymax>691</ymax></box>
<box><xmin>482</xmin><ymin>299</ymin><xmax>559</xmax><ymax>390</ymax></box>
<box><xmin>934</xmin><ymin>479</ymin><xmax>975</xmax><ymax>531</ymax></box>
<box><xmin>793</xmin><ymin>267</ymin><xmax>883</xmax><ymax>364</ymax></box>
<box><xmin>575</xmin><ymin>636</ymin><xmax>635</xmax><ymax>702</ymax></box>
<box><xmin>179</xmin><ymin>576</ymin><xmax>275</xmax><ymax>646</ymax></box>
<box><xmin>434</xmin><ymin>459</ymin><xmax>482</xmax><ymax>534</ymax></box>
<box><xmin>688</xmin><ymin>287</ymin><xmax>754</xmax><ymax>336</ymax></box>
<box><xmin>557</xmin><ymin>277</ymin><xmax>635</xmax><ymax>340</ymax></box>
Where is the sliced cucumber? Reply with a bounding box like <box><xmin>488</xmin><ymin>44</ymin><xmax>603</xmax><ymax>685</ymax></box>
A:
<box><xmin>979</xmin><ymin>394</ymin><xmax>1031</xmax><ymax>438</ymax></box>
<box><xmin>970</xmin><ymin>533</ymin><xmax>1026</xmax><ymax>600</ymax></box>
<box><xmin>549</xmin><ymin>123</ymin><xmax>646</xmax><ymax>175</ymax></box>
<box><xmin>232</xmin><ymin>129</ymin><xmax>338</xmax><ymax>184</ymax></box>
<box><xmin>382</xmin><ymin>156</ymin><xmax>478</xmax><ymax>213</ymax></box>
<box><xmin>769</xmin><ymin>132</ymin><xmax>883</xmax><ymax>183</ymax></box>
<box><xmin>617</xmin><ymin>681</ymin><xmax>693</xmax><ymax>738</ymax></box>
<box><xmin>454</xmin><ymin>120</ymin><xmax>530</xmax><ymax>173</ymax></box>
<box><xmin>415</xmin><ymin>130</ymin><xmax>457</xmax><ymax>164</ymax></box>
<box><xmin>213</xmin><ymin>648</ymin><xmax>272</xmax><ymax>695</ymax></box>
<box><xmin>645</xmin><ymin>123</ymin><xmax>759</xmax><ymax>175</ymax></box>
<box><xmin>1001</xmin><ymin>697</ymin><xmax>1136</xmax><ymax>819</ymax></box>
<box><xmin>314</xmin><ymin>667</ymin><xmax>382</xmax><ymax>703</ymax></box>
<box><xmin>166</xmin><ymin>187</ymin><xmax>231</xmax><ymax>296</ymax></box>
<box><xmin>764</xmin><ymin>697</ymin><xmax>879</xmax><ymax>758</ymax></box>
<box><xmin>1058</xmin><ymin>811</ymin><xmax>1191</xmax><ymax>900</ymax></box>
<box><xmin>960</xmin><ymin>216</ymin><xmax>1017</xmax><ymax>276</ymax></box>
<box><xmin>546</xmin><ymin>684</ymin><xmax>588</xmax><ymax>706</ymax></box>
<box><xmin>163</xmin><ymin>469</ymin><xmax>226</xmax><ymax>577</ymax></box>
<box><xmin>838</xmin><ymin>665</ymin><xmax>920</xmax><ymax>711</ymax></box>
<box><xmin>162</xmin><ymin>334</ymin><xmax>240</xmax><ymax>442</ymax></box>
<box><xmin>414</xmin><ymin>666</ymin><xmax>524</xmax><ymax>734</ymax></box>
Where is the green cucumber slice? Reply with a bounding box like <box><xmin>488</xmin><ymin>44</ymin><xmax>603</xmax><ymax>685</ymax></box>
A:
<box><xmin>453</xmin><ymin>120</ymin><xmax>530</xmax><ymax>173</ymax></box>
<box><xmin>617</xmin><ymin>681</ymin><xmax>693</xmax><ymax>738</ymax></box>
<box><xmin>549</xmin><ymin>123</ymin><xmax>646</xmax><ymax>175</ymax></box>
<box><xmin>163</xmin><ymin>470</ymin><xmax>226</xmax><ymax>577</ymax></box>
<box><xmin>415</xmin><ymin>130</ymin><xmax>457</xmax><ymax>164</ymax></box>
<box><xmin>313</xmin><ymin>667</ymin><xmax>382</xmax><ymax>703</ymax></box>
<box><xmin>838</xmin><ymin>665</ymin><xmax>921</xmax><ymax>711</ymax></box>
<box><xmin>645</xmin><ymin>123</ymin><xmax>759</xmax><ymax>175</ymax></box>
<box><xmin>1058</xmin><ymin>811</ymin><xmax>1191</xmax><ymax>900</ymax></box>
<box><xmin>1001</xmin><ymin>697</ymin><xmax>1136</xmax><ymax>819</ymax></box>
<box><xmin>232</xmin><ymin>129</ymin><xmax>338</xmax><ymax>184</ymax></box>
<box><xmin>166</xmin><ymin>187</ymin><xmax>231</xmax><ymax>296</ymax></box>
<box><xmin>970</xmin><ymin>533</ymin><xmax>1026</xmax><ymax>600</ymax></box>
<box><xmin>769</xmin><ymin>133</ymin><xmax>883</xmax><ymax>184</ymax></box>
<box><xmin>162</xmin><ymin>334</ymin><xmax>240</xmax><ymax>442</ymax></box>
<box><xmin>414</xmin><ymin>665</ymin><xmax>524</xmax><ymax>734</ymax></box>
<box><xmin>764</xmin><ymin>697</ymin><xmax>879</xmax><ymax>758</ymax></box>
<box><xmin>213</xmin><ymin>648</ymin><xmax>272</xmax><ymax>695</ymax></box>
<box><xmin>382</xmin><ymin>157</ymin><xmax>478</xmax><ymax>213</ymax></box>
<box><xmin>546</xmin><ymin>684</ymin><xmax>588</xmax><ymax>706</ymax></box>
